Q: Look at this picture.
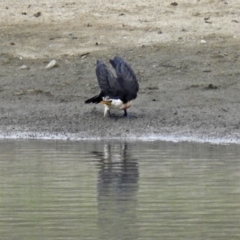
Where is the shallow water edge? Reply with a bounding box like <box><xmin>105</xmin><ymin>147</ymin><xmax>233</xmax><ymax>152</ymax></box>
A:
<box><xmin>0</xmin><ymin>131</ymin><xmax>239</xmax><ymax>145</ymax></box>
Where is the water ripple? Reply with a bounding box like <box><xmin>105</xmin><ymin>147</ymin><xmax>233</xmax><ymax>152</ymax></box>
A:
<box><xmin>0</xmin><ymin>140</ymin><xmax>240</xmax><ymax>239</ymax></box>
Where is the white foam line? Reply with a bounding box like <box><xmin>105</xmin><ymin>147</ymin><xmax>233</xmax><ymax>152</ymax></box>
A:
<box><xmin>138</xmin><ymin>134</ymin><xmax>240</xmax><ymax>145</ymax></box>
<box><xmin>0</xmin><ymin>131</ymin><xmax>239</xmax><ymax>145</ymax></box>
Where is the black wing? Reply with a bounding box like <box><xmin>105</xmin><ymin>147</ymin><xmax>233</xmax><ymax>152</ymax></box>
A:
<box><xmin>96</xmin><ymin>60</ymin><xmax>124</xmax><ymax>98</ymax></box>
<box><xmin>110</xmin><ymin>56</ymin><xmax>139</xmax><ymax>102</ymax></box>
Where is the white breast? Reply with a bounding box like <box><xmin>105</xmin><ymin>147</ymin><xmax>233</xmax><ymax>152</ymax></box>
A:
<box><xmin>101</xmin><ymin>98</ymin><xmax>133</xmax><ymax>117</ymax></box>
<box><xmin>110</xmin><ymin>99</ymin><xmax>124</xmax><ymax>109</ymax></box>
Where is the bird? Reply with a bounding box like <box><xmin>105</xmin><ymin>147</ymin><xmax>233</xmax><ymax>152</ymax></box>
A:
<box><xmin>85</xmin><ymin>56</ymin><xmax>139</xmax><ymax>117</ymax></box>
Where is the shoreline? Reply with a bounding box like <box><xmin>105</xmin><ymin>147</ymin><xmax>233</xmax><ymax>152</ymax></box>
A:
<box><xmin>0</xmin><ymin>1</ymin><xmax>239</xmax><ymax>145</ymax></box>
<box><xmin>0</xmin><ymin>131</ymin><xmax>239</xmax><ymax>145</ymax></box>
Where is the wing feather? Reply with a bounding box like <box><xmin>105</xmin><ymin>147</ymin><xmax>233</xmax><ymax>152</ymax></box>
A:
<box><xmin>96</xmin><ymin>60</ymin><xmax>124</xmax><ymax>98</ymax></box>
<box><xmin>110</xmin><ymin>56</ymin><xmax>139</xmax><ymax>101</ymax></box>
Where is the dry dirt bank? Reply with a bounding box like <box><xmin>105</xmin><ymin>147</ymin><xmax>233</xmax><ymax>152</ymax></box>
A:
<box><xmin>0</xmin><ymin>0</ymin><xmax>239</xmax><ymax>142</ymax></box>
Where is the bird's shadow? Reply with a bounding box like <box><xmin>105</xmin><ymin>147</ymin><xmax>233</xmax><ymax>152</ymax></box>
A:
<box><xmin>87</xmin><ymin>108</ymin><xmax>138</xmax><ymax>120</ymax></box>
<box><xmin>109</xmin><ymin>113</ymin><xmax>138</xmax><ymax>120</ymax></box>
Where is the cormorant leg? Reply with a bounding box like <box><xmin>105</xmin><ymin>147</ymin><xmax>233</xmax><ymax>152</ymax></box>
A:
<box><xmin>123</xmin><ymin>109</ymin><xmax>137</xmax><ymax>118</ymax></box>
<box><xmin>103</xmin><ymin>105</ymin><xmax>110</xmax><ymax>118</ymax></box>
<box><xmin>123</xmin><ymin>109</ymin><xmax>128</xmax><ymax>117</ymax></box>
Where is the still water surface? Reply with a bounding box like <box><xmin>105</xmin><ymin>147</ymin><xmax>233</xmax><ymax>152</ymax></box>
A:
<box><xmin>0</xmin><ymin>140</ymin><xmax>240</xmax><ymax>240</ymax></box>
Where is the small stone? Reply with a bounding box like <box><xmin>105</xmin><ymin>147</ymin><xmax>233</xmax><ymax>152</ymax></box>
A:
<box><xmin>204</xmin><ymin>84</ymin><xmax>218</xmax><ymax>90</ymax></box>
<box><xmin>147</xmin><ymin>85</ymin><xmax>159</xmax><ymax>90</ymax></box>
<box><xmin>45</xmin><ymin>60</ymin><xmax>58</xmax><ymax>69</ymax></box>
<box><xmin>19</xmin><ymin>65</ymin><xmax>29</xmax><ymax>70</ymax></box>
<box><xmin>34</xmin><ymin>12</ymin><xmax>41</xmax><ymax>17</ymax></box>
<box><xmin>80</xmin><ymin>52</ymin><xmax>89</xmax><ymax>59</ymax></box>
<box><xmin>200</xmin><ymin>39</ymin><xmax>206</xmax><ymax>44</ymax></box>
<box><xmin>192</xmin><ymin>12</ymin><xmax>200</xmax><ymax>17</ymax></box>
<box><xmin>205</xmin><ymin>20</ymin><xmax>212</xmax><ymax>24</ymax></box>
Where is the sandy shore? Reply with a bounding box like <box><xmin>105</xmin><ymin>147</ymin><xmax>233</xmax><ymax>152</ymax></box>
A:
<box><xmin>0</xmin><ymin>0</ymin><xmax>240</xmax><ymax>143</ymax></box>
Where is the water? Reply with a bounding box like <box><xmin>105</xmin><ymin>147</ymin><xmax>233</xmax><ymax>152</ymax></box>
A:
<box><xmin>0</xmin><ymin>140</ymin><xmax>240</xmax><ymax>240</ymax></box>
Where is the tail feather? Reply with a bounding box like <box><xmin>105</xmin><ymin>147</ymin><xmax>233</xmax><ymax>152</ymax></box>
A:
<box><xmin>85</xmin><ymin>95</ymin><xmax>102</xmax><ymax>104</ymax></box>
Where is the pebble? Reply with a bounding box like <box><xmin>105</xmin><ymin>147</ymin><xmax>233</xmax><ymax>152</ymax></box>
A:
<box><xmin>200</xmin><ymin>39</ymin><xmax>206</xmax><ymax>44</ymax></box>
<box><xmin>34</xmin><ymin>12</ymin><xmax>41</xmax><ymax>17</ymax></box>
<box><xmin>19</xmin><ymin>65</ymin><xmax>29</xmax><ymax>70</ymax></box>
<box><xmin>45</xmin><ymin>60</ymin><xmax>58</xmax><ymax>69</ymax></box>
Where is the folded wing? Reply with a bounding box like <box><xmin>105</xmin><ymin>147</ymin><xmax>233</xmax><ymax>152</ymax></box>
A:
<box><xmin>109</xmin><ymin>56</ymin><xmax>139</xmax><ymax>102</ymax></box>
<box><xmin>96</xmin><ymin>60</ymin><xmax>124</xmax><ymax>98</ymax></box>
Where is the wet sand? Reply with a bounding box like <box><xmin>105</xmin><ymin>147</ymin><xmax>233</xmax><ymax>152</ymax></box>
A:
<box><xmin>0</xmin><ymin>0</ymin><xmax>240</xmax><ymax>143</ymax></box>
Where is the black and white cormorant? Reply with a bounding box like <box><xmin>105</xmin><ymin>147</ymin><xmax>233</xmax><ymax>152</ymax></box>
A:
<box><xmin>85</xmin><ymin>56</ymin><xmax>139</xmax><ymax>117</ymax></box>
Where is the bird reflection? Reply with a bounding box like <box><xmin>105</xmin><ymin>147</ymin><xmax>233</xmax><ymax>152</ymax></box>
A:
<box><xmin>92</xmin><ymin>143</ymin><xmax>139</xmax><ymax>240</ymax></box>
